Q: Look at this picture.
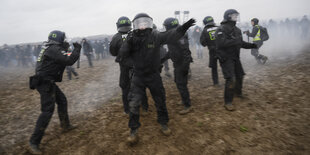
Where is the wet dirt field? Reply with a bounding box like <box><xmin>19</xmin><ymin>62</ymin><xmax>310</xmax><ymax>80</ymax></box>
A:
<box><xmin>0</xmin><ymin>46</ymin><xmax>309</xmax><ymax>154</ymax></box>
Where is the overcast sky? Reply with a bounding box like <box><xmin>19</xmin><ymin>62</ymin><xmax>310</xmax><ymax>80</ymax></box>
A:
<box><xmin>0</xmin><ymin>0</ymin><xmax>309</xmax><ymax>45</ymax></box>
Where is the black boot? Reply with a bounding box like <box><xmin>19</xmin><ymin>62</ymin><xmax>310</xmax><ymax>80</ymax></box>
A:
<box><xmin>160</xmin><ymin>124</ymin><xmax>172</xmax><ymax>136</ymax></box>
<box><xmin>28</xmin><ymin>142</ymin><xmax>42</xmax><ymax>155</ymax></box>
<box><xmin>224</xmin><ymin>102</ymin><xmax>235</xmax><ymax>111</ymax></box>
<box><xmin>127</xmin><ymin>129</ymin><xmax>139</xmax><ymax>145</ymax></box>
<box><xmin>61</xmin><ymin>124</ymin><xmax>77</xmax><ymax>133</ymax></box>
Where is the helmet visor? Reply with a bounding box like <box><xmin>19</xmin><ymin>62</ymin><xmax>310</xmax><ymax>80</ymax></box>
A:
<box><xmin>229</xmin><ymin>13</ymin><xmax>240</xmax><ymax>22</ymax></box>
<box><xmin>133</xmin><ymin>17</ymin><xmax>153</xmax><ymax>30</ymax></box>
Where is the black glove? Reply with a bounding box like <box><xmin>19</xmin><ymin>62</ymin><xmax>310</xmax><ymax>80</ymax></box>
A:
<box><xmin>251</xmin><ymin>43</ymin><xmax>258</xmax><ymax>49</ymax></box>
<box><xmin>243</xmin><ymin>30</ymin><xmax>249</xmax><ymax>35</ymax></box>
<box><xmin>62</xmin><ymin>41</ymin><xmax>70</xmax><ymax>50</ymax></box>
<box><xmin>182</xmin><ymin>18</ymin><xmax>196</xmax><ymax>31</ymax></box>
<box><xmin>126</xmin><ymin>31</ymin><xmax>133</xmax><ymax>44</ymax></box>
<box><xmin>73</xmin><ymin>42</ymin><xmax>82</xmax><ymax>49</ymax></box>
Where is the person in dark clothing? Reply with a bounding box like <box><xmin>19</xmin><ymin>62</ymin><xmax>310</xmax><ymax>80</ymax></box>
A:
<box><xmin>215</xmin><ymin>9</ymin><xmax>258</xmax><ymax>111</ymax></box>
<box><xmin>98</xmin><ymin>41</ymin><xmax>105</xmax><ymax>59</ymax></box>
<box><xmin>25</xmin><ymin>44</ymin><xmax>34</xmax><ymax>67</ymax></box>
<box><xmin>110</xmin><ymin>16</ymin><xmax>148</xmax><ymax>115</ymax></box>
<box><xmin>2</xmin><ymin>46</ymin><xmax>11</xmax><ymax>67</ymax></box>
<box><xmin>245</xmin><ymin>18</ymin><xmax>268</xmax><ymax>64</ymax></box>
<box><xmin>16</xmin><ymin>45</ymin><xmax>24</xmax><ymax>67</ymax></box>
<box><xmin>94</xmin><ymin>41</ymin><xmax>101</xmax><ymax>61</ymax></box>
<box><xmin>81</xmin><ymin>38</ymin><xmax>93</xmax><ymax>67</ymax></box>
<box><xmin>200</xmin><ymin>16</ymin><xmax>219</xmax><ymax>86</ymax></box>
<box><xmin>163</xmin><ymin>17</ymin><xmax>193</xmax><ymax>115</ymax></box>
<box><xmin>28</xmin><ymin>30</ymin><xmax>81</xmax><ymax>154</ymax></box>
<box><xmin>34</xmin><ymin>45</ymin><xmax>42</xmax><ymax>60</ymax></box>
<box><xmin>103</xmin><ymin>38</ymin><xmax>110</xmax><ymax>58</ymax></box>
<box><xmin>119</xmin><ymin>13</ymin><xmax>196</xmax><ymax>144</ymax></box>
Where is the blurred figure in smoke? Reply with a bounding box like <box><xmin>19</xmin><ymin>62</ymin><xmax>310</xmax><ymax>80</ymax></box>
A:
<box><xmin>1</xmin><ymin>45</ymin><xmax>10</xmax><ymax>67</ymax></box>
<box><xmin>103</xmin><ymin>37</ymin><xmax>110</xmax><ymax>58</ymax></box>
<box><xmin>81</xmin><ymin>38</ymin><xmax>94</xmax><ymax>67</ymax></box>
<box><xmin>65</xmin><ymin>46</ymin><xmax>79</xmax><ymax>80</ymax></box>
<box><xmin>66</xmin><ymin>66</ymin><xmax>79</xmax><ymax>80</ymax></box>
<box><xmin>200</xmin><ymin>16</ymin><xmax>220</xmax><ymax>86</ymax></box>
<box><xmin>163</xmin><ymin>17</ymin><xmax>193</xmax><ymax>115</ymax></box>
<box><xmin>215</xmin><ymin>9</ymin><xmax>258</xmax><ymax>111</ymax></box>
<box><xmin>120</xmin><ymin>12</ymin><xmax>195</xmax><ymax>144</ymax></box>
<box><xmin>25</xmin><ymin>44</ymin><xmax>34</xmax><ymax>67</ymax></box>
<box><xmin>28</xmin><ymin>30</ymin><xmax>81</xmax><ymax>154</ymax></box>
<box><xmin>192</xmin><ymin>25</ymin><xmax>203</xmax><ymax>59</ymax></box>
<box><xmin>245</xmin><ymin>18</ymin><xmax>268</xmax><ymax>64</ymax></box>
<box><xmin>16</xmin><ymin>45</ymin><xmax>23</xmax><ymax>67</ymax></box>
<box><xmin>300</xmin><ymin>15</ymin><xmax>310</xmax><ymax>39</ymax></box>
<box><xmin>98</xmin><ymin>40</ymin><xmax>105</xmax><ymax>59</ymax></box>
<box><xmin>267</xmin><ymin>19</ymin><xmax>278</xmax><ymax>36</ymax></box>
<box><xmin>0</xmin><ymin>46</ymin><xmax>7</xmax><ymax>67</ymax></box>
<box><xmin>33</xmin><ymin>45</ymin><xmax>42</xmax><ymax>61</ymax></box>
<box><xmin>110</xmin><ymin>16</ymin><xmax>149</xmax><ymax>115</ymax></box>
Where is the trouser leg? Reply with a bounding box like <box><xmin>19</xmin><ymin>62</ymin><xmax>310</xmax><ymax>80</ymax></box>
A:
<box><xmin>174</xmin><ymin>64</ymin><xmax>191</xmax><ymax>107</ymax></box>
<box><xmin>87</xmin><ymin>55</ymin><xmax>93</xmax><ymax>67</ymax></box>
<box><xmin>30</xmin><ymin>82</ymin><xmax>56</xmax><ymax>145</ymax></box>
<box><xmin>55</xmin><ymin>85</ymin><xmax>70</xmax><ymax>128</ymax></box>
<box><xmin>120</xmin><ymin>65</ymin><xmax>131</xmax><ymax>113</ymax></box>
<box><xmin>209</xmin><ymin>50</ymin><xmax>219</xmax><ymax>85</ymax></box>
<box><xmin>128</xmin><ymin>75</ymin><xmax>145</xmax><ymax>130</ymax></box>
<box><xmin>147</xmin><ymin>73</ymin><xmax>169</xmax><ymax>125</ymax></box>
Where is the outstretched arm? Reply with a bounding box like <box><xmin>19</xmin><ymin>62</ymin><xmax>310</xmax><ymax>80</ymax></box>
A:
<box><xmin>158</xmin><ymin>18</ymin><xmax>196</xmax><ymax>45</ymax></box>
<box><xmin>47</xmin><ymin>43</ymin><xmax>81</xmax><ymax>66</ymax></box>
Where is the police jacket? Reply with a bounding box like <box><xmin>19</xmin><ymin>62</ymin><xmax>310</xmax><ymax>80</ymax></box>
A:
<box><xmin>110</xmin><ymin>32</ymin><xmax>133</xmax><ymax>67</ymax></box>
<box><xmin>35</xmin><ymin>41</ymin><xmax>81</xmax><ymax>82</ymax></box>
<box><xmin>120</xmin><ymin>26</ymin><xmax>188</xmax><ymax>76</ymax></box>
<box><xmin>166</xmin><ymin>32</ymin><xmax>192</xmax><ymax>65</ymax></box>
<box><xmin>215</xmin><ymin>21</ymin><xmax>254</xmax><ymax>60</ymax></box>
<box><xmin>200</xmin><ymin>25</ymin><xmax>218</xmax><ymax>49</ymax></box>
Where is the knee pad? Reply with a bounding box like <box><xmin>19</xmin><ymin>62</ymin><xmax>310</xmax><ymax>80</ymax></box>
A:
<box><xmin>226</xmin><ymin>78</ymin><xmax>235</xmax><ymax>89</ymax></box>
<box><xmin>129</xmin><ymin>97</ymin><xmax>141</xmax><ymax>115</ymax></box>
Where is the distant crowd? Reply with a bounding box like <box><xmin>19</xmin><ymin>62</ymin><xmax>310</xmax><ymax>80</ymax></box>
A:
<box><xmin>0</xmin><ymin>37</ymin><xmax>112</xmax><ymax>68</ymax></box>
<box><xmin>1</xmin><ymin>15</ymin><xmax>309</xmax><ymax>68</ymax></box>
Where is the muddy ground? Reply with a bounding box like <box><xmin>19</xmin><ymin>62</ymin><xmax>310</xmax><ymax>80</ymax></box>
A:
<box><xmin>0</xmin><ymin>45</ymin><xmax>309</xmax><ymax>155</ymax></box>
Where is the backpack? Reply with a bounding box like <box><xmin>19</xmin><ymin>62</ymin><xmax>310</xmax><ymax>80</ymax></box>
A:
<box><xmin>259</xmin><ymin>26</ymin><xmax>269</xmax><ymax>41</ymax></box>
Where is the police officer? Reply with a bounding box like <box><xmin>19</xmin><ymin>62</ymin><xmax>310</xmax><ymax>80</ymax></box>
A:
<box><xmin>81</xmin><ymin>38</ymin><xmax>94</xmax><ymax>67</ymax></box>
<box><xmin>215</xmin><ymin>9</ymin><xmax>257</xmax><ymax>111</ymax></box>
<box><xmin>245</xmin><ymin>18</ymin><xmax>268</xmax><ymax>64</ymax></box>
<box><xmin>110</xmin><ymin>16</ymin><xmax>148</xmax><ymax>114</ymax></box>
<box><xmin>28</xmin><ymin>30</ymin><xmax>81</xmax><ymax>154</ymax></box>
<box><xmin>120</xmin><ymin>13</ymin><xmax>195</xmax><ymax>144</ymax></box>
<box><xmin>200</xmin><ymin>16</ymin><xmax>219</xmax><ymax>86</ymax></box>
<box><xmin>163</xmin><ymin>17</ymin><xmax>193</xmax><ymax>115</ymax></box>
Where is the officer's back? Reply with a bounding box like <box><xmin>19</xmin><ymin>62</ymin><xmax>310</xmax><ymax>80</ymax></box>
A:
<box><xmin>36</xmin><ymin>31</ymin><xmax>81</xmax><ymax>82</ymax></box>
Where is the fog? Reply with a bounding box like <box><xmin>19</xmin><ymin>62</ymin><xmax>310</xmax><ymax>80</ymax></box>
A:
<box><xmin>0</xmin><ymin>0</ymin><xmax>310</xmax><ymax>45</ymax></box>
